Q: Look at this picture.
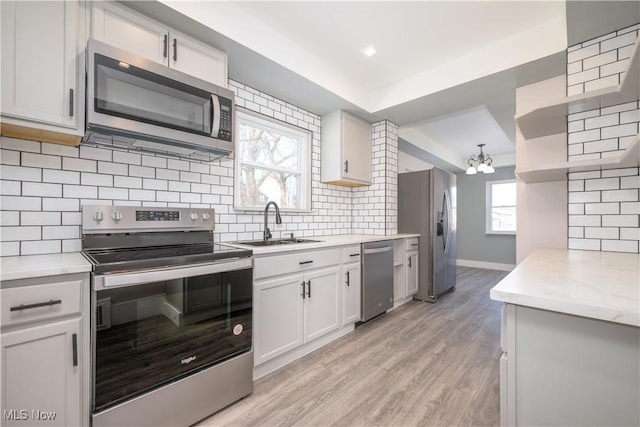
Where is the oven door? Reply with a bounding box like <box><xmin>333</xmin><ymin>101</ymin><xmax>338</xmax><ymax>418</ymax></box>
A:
<box><xmin>91</xmin><ymin>259</ymin><xmax>252</xmax><ymax>414</ymax></box>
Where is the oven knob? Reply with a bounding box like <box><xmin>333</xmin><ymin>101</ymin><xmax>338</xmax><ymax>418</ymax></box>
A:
<box><xmin>111</xmin><ymin>210</ymin><xmax>123</xmax><ymax>222</ymax></box>
<box><xmin>202</xmin><ymin>212</ymin><xmax>211</xmax><ymax>221</ymax></box>
<box><xmin>93</xmin><ymin>210</ymin><xmax>104</xmax><ymax>222</ymax></box>
<box><xmin>189</xmin><ymin>212</ymin><xmax>199</xmax><ymax>221</ymax></box>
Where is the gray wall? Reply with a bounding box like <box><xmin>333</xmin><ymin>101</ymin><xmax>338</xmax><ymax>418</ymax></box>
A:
<box><xmin>456</xmin><ymin>166</ymin><xmax>516</xmax><ymax>265</ymax></box>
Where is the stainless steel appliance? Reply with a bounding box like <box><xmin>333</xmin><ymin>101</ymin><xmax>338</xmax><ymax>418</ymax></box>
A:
<box><xmin>82</xmin><ymin>205</ymin><xmax>253</xmax><ymax>427</ymax></box>
<box><xmin>84</xmin><ymin>39</ymin><xmax>235</xmax><ymax>162</ymax></box>
<box><xmin>361</xmin><ymin>241</ymin><xmax>394</xmax><ymax>322</ymax></box>
<box><xmin>398</xmin><ymin>168</ymin><xmax>457</xmax><ymax>302</ymax></box>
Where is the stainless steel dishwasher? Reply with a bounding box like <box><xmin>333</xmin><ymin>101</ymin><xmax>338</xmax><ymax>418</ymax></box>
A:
<box><xmin>361</xmin><ymin>240</ymin><xmax>394</xmax><ymax>322</ymax></box>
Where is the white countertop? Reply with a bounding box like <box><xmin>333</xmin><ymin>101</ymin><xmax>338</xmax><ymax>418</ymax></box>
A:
<box><xmin>490</xmin><ymin>248</ymin><xmax>640</xmax><ymax>327</ymax></box>
<box><xmin>1</xmin><ymin>252</ymin><xmax>92</xmax><ymax>283</ymax></box>
<box><xmin>224</xmin><ymin>233</ymin><xmax>419</xmax><ymax>255</ymax></box>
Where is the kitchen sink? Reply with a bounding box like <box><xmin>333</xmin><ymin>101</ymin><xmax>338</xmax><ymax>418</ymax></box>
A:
<box><xmin>234</xmin><ymin>238</ymin><xmax>321</xmax><ymax>247</ymax></box>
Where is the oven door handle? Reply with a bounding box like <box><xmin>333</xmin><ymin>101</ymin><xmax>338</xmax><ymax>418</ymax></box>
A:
<box><xmin>94</xmin><ymin>258</ymin><xmax>252</xmax><ymax>290</ymax></box>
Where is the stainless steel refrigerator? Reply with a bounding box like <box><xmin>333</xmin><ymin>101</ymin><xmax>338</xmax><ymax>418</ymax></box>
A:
<box><xmin>398</xmin><ymin>168</ymin><xmax>456</xmax><ymax>302</ymax></box>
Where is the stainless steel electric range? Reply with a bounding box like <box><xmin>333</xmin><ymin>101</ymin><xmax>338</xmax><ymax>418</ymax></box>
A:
<box><xmin>81</xmin><ymin>205</ymin><xmax>253</xmax><ymax>427</ymax></box>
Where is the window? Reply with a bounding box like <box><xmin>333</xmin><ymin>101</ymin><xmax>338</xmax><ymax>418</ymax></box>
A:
<box><xmin>234</xmin><ymin>109</ymin><xmax>311</xmax><ymax>211</ymax></box>
<box><xmin>486</xmin><ymin>180</ymin><xmax>516</xmax><ymax>234</ymax></box>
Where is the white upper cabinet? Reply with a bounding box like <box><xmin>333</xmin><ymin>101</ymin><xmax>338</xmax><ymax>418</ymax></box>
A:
<box><xmin>92</xmin><ymin>1</ymin><xmax>228</xmax><ymax>87</ymax></box>
<box><xmin>321</xmin><ymin>110</ymin><xmax>372</xmax><ymax>187</ymax></box>
<box><xmin>1</xmin><ymin>0</ymin><xmax>85</xmax><ymax>145</ymax></box>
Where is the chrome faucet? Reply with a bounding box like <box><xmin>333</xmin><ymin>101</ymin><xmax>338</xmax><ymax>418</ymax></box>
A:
<box><xmin>263</xmin><ymin>201</ymin><xmax>282</xmax><ymax>241</ymax></box>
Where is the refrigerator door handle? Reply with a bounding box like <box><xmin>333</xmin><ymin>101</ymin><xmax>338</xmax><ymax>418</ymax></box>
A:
<box><xmin>443</xmin><ymin>189</ymin><xmax>452</xmax><ymax>254</ymax></box>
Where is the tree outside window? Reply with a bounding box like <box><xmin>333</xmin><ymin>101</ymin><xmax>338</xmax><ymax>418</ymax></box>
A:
<box><xmin>234</xmin><ymin>109</ymin><xmax>311</xmax><ymax>211</ymax></box>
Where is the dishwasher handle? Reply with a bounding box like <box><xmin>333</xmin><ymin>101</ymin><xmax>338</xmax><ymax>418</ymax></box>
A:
<box><xmin>363</xmin><ymin>246</ymin><xmax>392</xmax><ymax>255</ymax></box>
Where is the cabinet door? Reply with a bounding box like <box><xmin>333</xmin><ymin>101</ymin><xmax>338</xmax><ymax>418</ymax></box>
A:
<box><xmin>254</xmin><ymin>274</ymin><xmax>305</xmax><ymax>365</ymax></box>
<box><xmin>92</xmin><ymin>1</ymin><xmax>168</xmax><ymax>66</ymax></box>
<box><xmin>169</xmin><ymin>31</ymin><xmax>228</xmax><ymax>87</ymax></box>
<box><xmin>304</xmin><ymin>266</ymin><xmax>340</xmax><ymax>342</ymax></box>
<box><xmin>342</xmin><ymin>262</ymin><xmax>361</xmax><ymax>325</ymax></box>
<box><xmin>406</xmin><ymin>251</ymin><xmax>419</xmax><ymax>296</ymax></box>
<box><xmin>1</xmin><ymin>0</ymin><xmax>80</xmax><ymax>129</ymax></box>
<box><xmin>1</xmin><ymin>318</ymin><xmax>81</xmax><ymax>426</ymax></box>
<box><xmin>342</xmin><ymin>112</ymin><xmax>371</xmax><ymax>183</ymax></box>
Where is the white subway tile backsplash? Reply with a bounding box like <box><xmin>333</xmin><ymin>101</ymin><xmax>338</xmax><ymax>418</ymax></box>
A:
<box><xmin>600</xmin><ymin>31</ymin><xmax>638</xmax><ymax>52</ymax></box>
<box><xmin>585</xmin><ymin>202</ymin><xmax>620</xmax><ymax>215</ymax></box>
<box><xmin>567</xmin><ymin>43</ymin><xmax>600</xmax><ymax>63</ymax></box>
<box><xmin>600</xmin><ymin>59</ymin><xmax>631</xmax><ymax>78</ymax></box>
<box><xmin>1</xmin><ymin>165</ymin><xmax>42</xmax><ymax>182</ymax></box>
<box><xmin>0</xmin><ymin>137</ymin><xmax>40</xmax><ymax>153</ymax></box>
<box><xmin>2</xmin><ymin>196</ymin><xmax>41</xmax><ymax>211</ymax></box>
<box><xmin>568</xmin><ymin>203</ymin><xmax>585</xmax><ymax>215</ymax></box>
<box><xmin>0</xmin><ymin>149</ymin><xmax>20</xmax><ymax>165</ymax></box>
<box><xmin>113</xmin><ymin>151</ymin><xmax>141</xmax><ymax>165</ymax></box>
<box><xmin>21</xmin><ymin>240</ymin><xmax>61</xmax><ymax>255</ymax></box>
<box><xmin>584</xmin><ymin>227</ymin><xmax>619</xmax><ymax>239</ymax></box>
<box><xmin>568</xmin><ymin>238</ymin><xmax>600</xmax><ymax>251</ymax></box>
<box><xmin>568</xmin><ymin>226</ymin><xmax>584</xmax><ymax>238</ymax></box>
<box><xmin>567</xmin><ymin>68</ymin><xmax>600</xmax><ymax>87</ymax></box>
<box><xmin>601</xmin><ymin>123</ymin><xmax>638</xmax><ymax>139</ymax></box>
<box><xmin>584</xmin><ymin>113</ymin><xmax>619</xmax><ymax>130</ymax></box>
<box><xmin>620</xmin><ymin>228</ymin><xmax>640</xmax><ymax>240</ymax></box>
<box><xmin>602</xmin><ymin>167</ymin><xmax>639</xmax><ymax>177</ymax></box>
<box><xmin>601</xmin><ymin>239</ymin><xmax>638</xmax><ymax>253</ymax></box>
<box><xmin>1</xmin><ymin>226</ymin><xmax>41</xmax><ymax>241</ymax></box>
<box><xmin>584</xmin><ymin>74</ymin><xmax>619</xmax><ymax>92</ymax></box>
<box><xmin>98</xmin><ymin>161</ymin><xmax>128</xmax><ymax>176</ymax></box>
<box><xmin>62</xmin><ymin>239</ymin><xmax>82</xmax><ymax>253</ymax></box>
<box><xmin>64</xmin><ymin>185</ymin><xmax>97</xmax><ymax>199</ymax></box>
<box><xmin>42</xmin><ymin>144</ymin><xmax>78</xmax><ymax>157</ymax></box>
<box><xmin>141</xmin><ymin>155</ymin><xmax>167</xmax><ymax>169</ymax></box>
<box><xmin>42</xmin><ymin>198</ymin><xmax>78</xmax><ymax>212</ymax></box>
<box><xmin>82</xmin><ymin>173</ymin><xmax>113</xmax><ymax>187</ymax></box>
<box><xmin>99</xmin><ymin>187</ymin><xmax>129</xmax><ymax>200</ymax></box>
<box><xmin>601</xmin><ymin>101</ymin><xmax>639</xmax><ymax>115</ymax></box>
<box><xmin>114</xmin><ymin>176</ymin><xmax>142</xmax><ymax>189</ymax></box>
<box><xmin>142</xmin><ymin>178</ymin><xmax>168</xmax><ymax>191</ymax></box>
<box><xmin>602</xmin><ymin>215</ymin><xmax>639</xmax><ymax>227</ymax></box>
<box><xmin>620</xmin><ymin>175</ymin><xmax>640</xmax><ymax>189</ymax></box>
<box><xmin>568</xmin><ymin>191</ymin><xmax>600</xmax><ymax>203</ymax></box>
<box><xmin>620</xmin><ymin>202</ymin><xmax>640</xmax><ymax>214</ymax></box>
<box><xmin>569</xmin><ymin>215</ymin><xmax>601</xmax><ymax>227</ymax></box>
<box><xmin>62</xmin><ymin>157</ymin><xmax>96</xmax><ymax>173</ymax></box>
<box><xmin>601</xmin><ymin>189</ymin><xmax>639</xmax><ymax>202</ymax></box>
<box><xmin>582</xmin><ymin>50</ymin><xmax>618</xmax><ymax>70</ymax></box>
<box><xmin>42</xmin><ymin>225</ymin><xmax>79</xmax><ymax>240</ymax></box>
<box><xmin>22</xmin><ymin>182</ymin><xmax>62</xmax><ymax>198</ymax></box>
<box><xmin>79</xmin><ymin>146</ymin><xmax>112</xmax><ymax>161</ymax></box>
<box><xmin>61</xmin><ymin>212</ymin><xmax>82</xmax><ymax>226</ymax></box>
<box><xmin>129</xmin><ymin>189</ymin><xmax>155</xmax><ymax>201</ymax></box>
<box><xmin>568</xmin><ymin>129</ymin><xmax>600</xmax><ymax>144</ymax></box>
<box><xmin>583</xmin><ymin>139</ymin><xmax>619</xmax><ymax>154</ymax></box>
<box><xmin>43</xmin><ymin>169</ymin><xmax>79</xmax><ymax>184</ymax></box>
<box><xmin>129</xmin><ymin>165</ymin><xmax>155</xmax><ymax>178</ymax></box>
<box><xmin>20</xmin><ymin>211</ymin><xmax>60</xmax><ymax>226</ymax></box>
<box><xmin>0</xmin><ymin>180</ymin><xmax>20</xmax><ymax>196</ymax></box>
<box><xmin>620</xmin><ymin>109</ymin><xmax>640</xmax><ymax>124</ymax></box>
<box><xmin>1</xmin><ymin>241</ymin><xmax>20</xmax><ymax>256</ymax></box>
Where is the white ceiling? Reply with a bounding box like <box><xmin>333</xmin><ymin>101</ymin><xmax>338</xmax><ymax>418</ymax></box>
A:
<box><xmin>140</xmin><ymin>0</ymin><xmax>639</xmax><ymax>172</ymax></box>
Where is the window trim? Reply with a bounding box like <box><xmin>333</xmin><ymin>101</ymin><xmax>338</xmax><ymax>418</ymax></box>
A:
<box><xmin>485</xmin><ymin>179</ymin><xmax>516</xmax><ymax>235</ymax></box>
<box><xmin>233</xmin><ymin>107</ymin><xmax>312</xmax><ymax>213</ymax></box>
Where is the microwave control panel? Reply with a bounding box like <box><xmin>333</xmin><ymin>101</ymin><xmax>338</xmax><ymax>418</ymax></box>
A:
<box><xmin>217</xmin><ymin>97</ymin><xmax>233</xmax><ymax>141</ymax></box>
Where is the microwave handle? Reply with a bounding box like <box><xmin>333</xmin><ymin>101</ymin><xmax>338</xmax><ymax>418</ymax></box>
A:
<box><xmin>211</xmin><ymin>94</ymin><xmax>221</xmax><ymax>138</ymax></box>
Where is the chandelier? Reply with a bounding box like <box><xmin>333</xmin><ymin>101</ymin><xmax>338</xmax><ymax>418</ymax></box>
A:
<box><xmin>466</xmin><ymin>144</ymin><xmax>495</xmax><ymax>175</ymax></box>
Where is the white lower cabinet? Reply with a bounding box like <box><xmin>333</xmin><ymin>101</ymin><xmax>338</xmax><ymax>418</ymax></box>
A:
<box><xmin>500</xmin><ymin>303</ymin><xmax>639</xmax><ymax>426</ymax></box>
<box><xmin>341</xmin><ymin>245</ymin><xmax>361</xmax><ymax>325</ymax></box>
<box><xmin>0</xmin><ymin>273</ymin><xmax>89</xmax><ymax>427</ymax></box>
<box><xmin>406</xmin><ymin>250</ymin><xmax>419</xmax><ymax>296</ymax></box>
<box><xmin>253</xmin><ymin>248</ymin><xmax>341</xmax><ymax>366</ymax></box>
<box><xmin>1</xmin><ymin>318</ymin><xmax>81</xmax><ymax>426</ymax></box>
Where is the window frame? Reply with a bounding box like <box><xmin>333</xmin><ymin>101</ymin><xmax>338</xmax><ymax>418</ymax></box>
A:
<box><xmin>233</xmin><ymin>107</ymin><xmax>312</xmax><ymax>213</ymax></box>
<box><xmin>485</xmin><ymin>179</ymin><xmax>516</xmax><ymax>235</ymax></box>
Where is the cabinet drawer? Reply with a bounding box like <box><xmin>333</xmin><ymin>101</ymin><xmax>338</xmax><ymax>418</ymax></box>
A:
<box><xmin>254</xmin><ymin>248</ymin><xmax>340</xmax><ymax>280</ymax></box>
<box><xmin>1</xmin><ymin>280</ymin><xmax>82</xmax><ymax>327</ymax></box>
<box><xmin>406</xmin><ymin>237</ymin><xmax>419</xmax><ymax>251</ymax></box>
<box><xmin>342</xmin><ymin>245</ymin><xmax>361</xmax><ymax>263</ymax></box>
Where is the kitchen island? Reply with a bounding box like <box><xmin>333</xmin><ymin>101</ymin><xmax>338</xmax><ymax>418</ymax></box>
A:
<box><xmin>490</xmin><ymin>248</ymin><xmax>639</xmax><ymax>427</ymax></box>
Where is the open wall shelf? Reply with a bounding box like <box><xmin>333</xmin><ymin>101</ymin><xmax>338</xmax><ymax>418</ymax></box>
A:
<box><xmin>516</xmin><ymin>134</ymin><xmax>640</xmax><ymax>182</ymax></box>
<box><xmin>516</xmin><ymin>40</ymin><xmax>639</xmax><ymax>140</ymax></box>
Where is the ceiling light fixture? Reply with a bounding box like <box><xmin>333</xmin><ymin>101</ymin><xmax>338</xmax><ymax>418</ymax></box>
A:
<box><xmin>362</xmin><ymin>45</ymin><xmax>376</xmax><ymax>57</ymax></box>
<box><xmin>466</xmin><ymin>144</ymin><xmax>495</xmax><ymax>175</ymax></box>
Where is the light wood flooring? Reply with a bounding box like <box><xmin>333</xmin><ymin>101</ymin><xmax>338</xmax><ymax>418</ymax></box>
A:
<box><xmin>197</xmin><ymin>267</ymin><xmax>509</xmax><ymax>427</ymax></box>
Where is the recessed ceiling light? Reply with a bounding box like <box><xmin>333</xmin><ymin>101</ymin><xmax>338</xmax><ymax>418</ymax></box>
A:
<box><xmin>362</xmin><ymin>46</ymin><xmax>376</xmax><ymax>57</ymax></box>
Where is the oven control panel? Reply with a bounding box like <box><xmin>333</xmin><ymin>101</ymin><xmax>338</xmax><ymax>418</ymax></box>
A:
<box><xmin>82</xmin><ymin>205</ymin><xmax>215</xmax><ymax>233</ymax></box>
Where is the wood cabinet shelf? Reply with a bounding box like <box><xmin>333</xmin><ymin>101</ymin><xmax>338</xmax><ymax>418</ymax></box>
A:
<box><xmin>516</xmin><ymin>41</ymin><xmax>639</xmax><ymax>140</ymax></box>
<box><xmin>516</xmin><ymin>133</ymin><xmax>640</xmax><ymax>182</ymax></box>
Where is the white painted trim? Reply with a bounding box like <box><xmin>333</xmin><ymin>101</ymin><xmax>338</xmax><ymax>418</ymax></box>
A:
<box><xmin>457</xmin><ymin>259</ymin><xmax>515</xmax><ymax>271</ymax></box>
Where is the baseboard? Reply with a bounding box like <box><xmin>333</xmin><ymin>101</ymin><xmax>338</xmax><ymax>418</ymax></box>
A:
<box><xmin>457</xmin><ymin>259</ymin><xmax>515</xmax><ymax>272</ymax></box>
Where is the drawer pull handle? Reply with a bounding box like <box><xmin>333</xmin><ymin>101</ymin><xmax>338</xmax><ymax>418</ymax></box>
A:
<box><xmin>72</xmin><ymin>333</ymin><xmax>78</xmax><ymax>367</ymax></box>
<box><xmin>300</xmin><ymin>281</ymin><xmax>306</xmax><ymax>299</ymax></box>
<box><xmin>411</xmin><ymin>243</ymin><xmax>418</xmax><ymax>247</ymax></box>
<box><xmin>307</xmin><ymin>280</ymin><xmax>311</xmax><ymax>298</ymax></box>
<box><xmin>299</xmin><ymin>260</ymin><xmax>313</xmax><ymax>265</ymax></box>
<box><xmin>10</xmin><ymin>299</ymin><xmax>62</xmax><ymax>311</ymax></box>
<box><xmin>346</xmin><ymin>271</ymin><xmax>350</xmax><ymax>286</ymax></box>
<box><xmin>349</xmin><ymin>253</ymin><xmax>360</xmax><ymax>257</ymax></box>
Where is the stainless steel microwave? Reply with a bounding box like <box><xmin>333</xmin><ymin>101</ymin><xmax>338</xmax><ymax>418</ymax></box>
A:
<box><xmin>84</xmin><ymin>39</ymin><xmax>234</xmax><ymax>161</ymax></box>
